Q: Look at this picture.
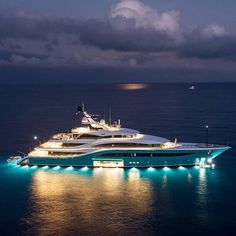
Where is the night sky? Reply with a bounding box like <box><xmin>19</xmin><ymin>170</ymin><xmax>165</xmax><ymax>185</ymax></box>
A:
<box><xmin>0</xmin><ymin>0</ymin><xmax>236</xmax><ymax>83</ymax></box>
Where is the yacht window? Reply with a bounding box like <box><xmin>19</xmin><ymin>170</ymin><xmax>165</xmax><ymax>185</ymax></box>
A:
<box><xmin>95</xmin><ymin>143</ymin><xmax>161</xmax><ymax>148</ymax></box>
<box><xmin>48</xmin><ymin>151</ymin><xmax>84</xmax><ymax>156</ymax></box>
<box><xmin>62</xmin><ymin>143</ymin><xmax>85</xmax><ymax>147</ymax></box>
<box><xmin>99</xmin><ymin>152</ymin><xmax>193</xmax><ymax>157</ymax></box>
<box><xmin>78</xmin><ymin>134</ymin><xmax>99</xmax><ymax>139</ymax></box>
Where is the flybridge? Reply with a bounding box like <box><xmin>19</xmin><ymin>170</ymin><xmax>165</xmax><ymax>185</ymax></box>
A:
<box><xmin>77</xmin><ymin>104</ymin><xmax>121</xmax><ymax>131</ymax></box>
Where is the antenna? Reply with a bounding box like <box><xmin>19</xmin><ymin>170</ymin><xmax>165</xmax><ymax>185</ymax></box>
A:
<box><xmin>109</xmin><ymin>107</ymin><xmax>112</xmax><ymax>126</ymax></box>
<box><xmin>103</xmin><ymin>106</ymin><xmax>106</xmax><ymax>122</ymax></box>
<box><xmin>205</xmin><ymin>125</ymin><xmax>209</xmax><ymax>147</ymax></box>
<box><xmin>82</xmin><ymin>102</ymin><xmax>85</xmax><ymax>112</ymax></box>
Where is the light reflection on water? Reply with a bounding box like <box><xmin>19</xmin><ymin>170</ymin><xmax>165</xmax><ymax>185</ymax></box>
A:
<box><xmin>19</xmin><ymin>167</ymin><xmax>213</xmax><ymax>236</ymax></box>
<box><xmin>198</xmin><ymin>168</ymin><xmax>207</xmax><ymax>204</ymax></box>
<box><xmin>195</xmin><ymin>168</ymin><xmax>208</xmax><ymax>223</ymax></box>
<box><xmin>23</xmin><ymin>168</ymin><xmax>153</xmax><ymax>235</ymax></box>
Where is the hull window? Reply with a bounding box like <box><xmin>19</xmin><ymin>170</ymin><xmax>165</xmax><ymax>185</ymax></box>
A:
<box><xmin>99</xmin><ymin>152</ymin><xmax>193</xmax><ymax>157</ymax></box>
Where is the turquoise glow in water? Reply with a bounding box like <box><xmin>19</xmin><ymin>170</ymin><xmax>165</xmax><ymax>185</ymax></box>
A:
<box><xmin>1</xmin><ymin>83</ymin><xmax>236</xmax><ymax>236</ymax></box>
<box><xmin>1</xmin><ymin>157</ymin><xmax>236</xmax><ymax>236</ymax></box>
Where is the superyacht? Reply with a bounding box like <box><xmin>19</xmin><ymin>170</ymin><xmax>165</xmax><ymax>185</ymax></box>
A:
<box><xmin>17</xmin><ymin>106</ymin><xmax>230</xmax><ymax>168</ymax></box>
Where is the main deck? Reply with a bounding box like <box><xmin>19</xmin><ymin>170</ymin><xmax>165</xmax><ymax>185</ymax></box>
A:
<box><xmin>19</xmin><ymin>144</ymin><xmax>230</xmax><ymax>168</ymax></box>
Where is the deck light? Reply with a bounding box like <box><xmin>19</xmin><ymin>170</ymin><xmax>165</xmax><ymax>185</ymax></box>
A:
<box><xmin>33</xmin><ymin>136</ymin><xmax>41</xmax><ymax>145</ymax></box>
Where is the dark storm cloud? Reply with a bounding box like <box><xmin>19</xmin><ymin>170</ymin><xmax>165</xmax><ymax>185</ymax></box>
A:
<box><xmin>77</xmin><ymin>18</ymin><xmax>178</xmax><ymax>52</ymax></box>
<box><xmin>0</xmin><ymin>12</ymin><xmax>236</xmax><ymax>68</ymax></box>
<box><xmin>179</xmin><ymin>35</ymin><xmax>236</xmax><ymax>60</ymax></box>
<box><xmin>0</xmin><ymin>14</ymin><xmax>82</xmax><ymax>42</ymax></box>
<box><xmin>0</xmin><ymin>14</ymin><xmax>176</xmax><ymax>52</ymax></box>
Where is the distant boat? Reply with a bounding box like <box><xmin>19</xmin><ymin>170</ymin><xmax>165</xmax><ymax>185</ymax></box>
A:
<box><xmin>189</xmin><ymin>85</ymin><xmax>195</xmax><ymax>90</ymax></box>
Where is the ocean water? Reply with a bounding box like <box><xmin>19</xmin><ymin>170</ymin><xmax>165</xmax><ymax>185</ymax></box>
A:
<box><xmin>0</xmin><ymin>83</ymin><xmax>236</xmax><ymax>236</ymax></box>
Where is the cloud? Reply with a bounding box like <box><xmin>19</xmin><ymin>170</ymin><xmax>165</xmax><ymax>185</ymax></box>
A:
<box><xmin>111</xmin><ymin>0</ymin><xmax>180</xmax><ymax>37</ymax></box>
<box><xmin>9</xmin><ymin>54</ymin><xmax>42</xmax><ymax>65</ymax></box>
<box><xmin>179</xmin><ymin>35</ymin><xmax>236</xmax><ymax>60</ymax></box>
<box><xmin>202</xmin><ymin>24</ymin><xmax>226</xmax><ymax>38</ymax></box>
<box><xmin>0</xmin><ymin>0</ymin><xmax>236</xmax><ymax>70</ymax></box>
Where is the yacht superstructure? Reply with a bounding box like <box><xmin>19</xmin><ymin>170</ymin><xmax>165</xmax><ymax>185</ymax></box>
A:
<box><xmin>18</xmin><ymin>106</ymin><xmax>230</xmax><ymax>168</ymax></box>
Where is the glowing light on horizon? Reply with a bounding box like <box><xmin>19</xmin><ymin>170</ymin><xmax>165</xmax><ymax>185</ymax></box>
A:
<box><xmin>119</xmin><ymin>84</ymin><xmax>148</xmax><ymax>90</ymax></box>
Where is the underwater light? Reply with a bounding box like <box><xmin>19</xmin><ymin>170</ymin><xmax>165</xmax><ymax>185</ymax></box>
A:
<box><xmin>81</xmin><ymin>166</ymin><xmax>89</xmax><ymax>170</ymax></box>
<box><xmin>53</xmin><ymin>166</ymin><xmax>61</xmax><ymax>170</ymax></box>
<box><xmin>163</xmin><ymin>166</ymin><xmax>170</xmax><ymax>170</ymax></box>
<box><xmin>179</xmin><ymin>166</ymin><xmax>185</xmax><ymax>170</ymax></box>
<box><xmin>130</xmin><ymin>167</ymin><xmax>138</xmax><ymax>171</ymax></box>
<box><xmin>66</xmin><ymin>166</ymin><xmax>74</xmax><ymax>170</ymax></box>
<box><xmin>42</xmin><ymin>165</ymin><xmax>49</xmax><ymax>169</ymax></box>
<box><xmin>13</xmin><ymin>165</ymin><xmax>20</xmax><ymax>168</ymax></box>
<box><xmin>148</xmin><ymin>167</ymin><xmax>155</xmax><ymax>171</ymax></box>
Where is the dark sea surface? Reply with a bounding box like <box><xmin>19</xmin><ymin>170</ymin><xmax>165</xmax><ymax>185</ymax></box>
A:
<box><xmin>0</xmin><ymin>83</ymin><xmax>236</xmax><ymax>236</ymax></box>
